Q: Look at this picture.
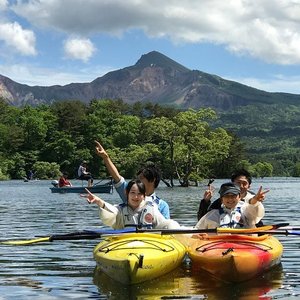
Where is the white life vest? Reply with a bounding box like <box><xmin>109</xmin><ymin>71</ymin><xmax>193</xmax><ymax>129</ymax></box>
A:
<box><xmin>120</xmin><ymin>201</ymin><xmax>155</xmax><ymax>229</ymax></box>
<box><xmin>219</xmin><ymin>205</ymin><xmax>244</xmax><ymax>228</ymax></box>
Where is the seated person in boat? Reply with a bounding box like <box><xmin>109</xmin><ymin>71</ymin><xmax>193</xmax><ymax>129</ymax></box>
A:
<box><xmin>195</xmin><ymin>182</ymin><xmax>266</xmax><ymax>230</ymax></box>
<box><xmin>77</xmin><ymin>161</ymin><xmax>93</xmax><ymax>187</ymax></box>
<box><xmin>81</xmin><ymin>179</ymin><xmax>179</xmax><ymax>230</ymax></box>
<box><xmin>197</xmin><ymin>169</ymin><xmax>265</xmax><ymax>222</ymax></box>
<box><xmin>95</xmin><ymin>140</ymin><xmax>170</xmax><ymax>219</ymax></box>
<box><xmin>59</xmin><ymin>172</ymin><xmax>72</xmax><ymax>188</ymax></box>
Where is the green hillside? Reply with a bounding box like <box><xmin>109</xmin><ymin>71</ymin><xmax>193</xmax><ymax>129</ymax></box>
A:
<box><xmin>214</xmin><ymin>103</ymin><xmax>300</xmax><ymax>175</ymax></box>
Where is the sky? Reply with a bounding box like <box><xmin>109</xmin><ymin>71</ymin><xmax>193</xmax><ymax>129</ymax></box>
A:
<box><xmin>1</xmin><ymin>0</ymin><xmax>300</xmax><ymax>94</ymax></box>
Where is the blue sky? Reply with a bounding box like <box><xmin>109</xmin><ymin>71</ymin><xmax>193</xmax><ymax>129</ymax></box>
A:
<box><xmin>1</xmin><ymin>0</ymin><xmax>300</xmax><ymax>94</ymax></box>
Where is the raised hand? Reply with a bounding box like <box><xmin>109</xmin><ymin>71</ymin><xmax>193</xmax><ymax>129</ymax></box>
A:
<box><xmin>80</xmin><ymin>188</ymin><xmax>105</xmax><ymax>208</ymax></box>
<box><xmin>250</xmin><ymin>186</ymin><xmax>270</xmax><ymax>205</ymax></box>
<box><xmin>95</xmin><ymin>140</ymin><xmax>108</xmax><ymax>159</ymax></box>
<box><xmin>203</xmin><ymin>183</ymin><xmax>214</xmax><ymax>202</ymax></box>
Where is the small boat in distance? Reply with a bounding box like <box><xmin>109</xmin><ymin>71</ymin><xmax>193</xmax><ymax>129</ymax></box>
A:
<box><xmin>50</xmin><ymin>179</ymin><xmax>113</xmax><ymax>194</ymax></box>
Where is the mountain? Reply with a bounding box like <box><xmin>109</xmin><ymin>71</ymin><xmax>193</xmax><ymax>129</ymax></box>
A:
<box><xmin>1</xmin><ymin>50</ymin><xmax>300</xmax><ymax>110</ymax></box>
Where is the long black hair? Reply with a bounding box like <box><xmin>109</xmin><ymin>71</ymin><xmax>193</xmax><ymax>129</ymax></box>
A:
<box><xmin>125</xmin><ymin>179</ymin><xmax>146</xmax><ymax>196</ymax></box>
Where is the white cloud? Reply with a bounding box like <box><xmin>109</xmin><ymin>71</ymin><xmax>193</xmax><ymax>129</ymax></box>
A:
<box><xmin>0</xmin><ymin>0</ymin><xmax>8</xmax><ymax>11</ymax></box>
<box><xmin>10</xmin><ymin>0</ymin><xmax>300</xmax><ymax>65</ymax></box>
<box><xmin>0</xmin><ymin>0</ymin><xmax>7</xmax><ymax>11</ymax></box>
<box><xmin>0</xmin><ymin>63</ymin><xmax>114</xmax><ymax>86</ymax></box>
<box><xmin>225</xmin><ymin>74</ymin><xmax>300</xmax><ymax>94</ymax></box>
<box><xmin>0</xmin><ymin>21</ymin><xmax>36</xmax><ymax>55</ymax></box>
<box><xmin>63</xmin><ymin>37</ymin><xmax>96</xmax><ymax>62</ymax></box>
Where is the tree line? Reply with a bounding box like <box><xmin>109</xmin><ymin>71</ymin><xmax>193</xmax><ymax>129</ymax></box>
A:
<box><xmin>0</xmin><ymin>98</ymin><xmax>275</xmax><ymax>184</ymax></box>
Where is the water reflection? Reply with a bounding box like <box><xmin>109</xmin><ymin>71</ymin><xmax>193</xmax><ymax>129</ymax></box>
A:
<box><xmin>93</xmin><ymin>262</ymin><xmax>284</xmax><ymax>300</ymax></box>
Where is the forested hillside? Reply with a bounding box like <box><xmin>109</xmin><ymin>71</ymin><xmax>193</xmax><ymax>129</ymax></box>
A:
<box><xmin>214</xmin><ymin>103</ymin><xmax>300</xmax><ymax>176</ymax></box>
<box><xmin>1</xmin><ymin>98</ymin><xmax>286</xmax><ymax>184</ymax></box>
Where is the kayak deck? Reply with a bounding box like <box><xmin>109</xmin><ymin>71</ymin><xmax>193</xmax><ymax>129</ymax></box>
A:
<box><xmin>93</xmin><ymin>233</ymin><xmax>186</xmax><ymax>284</ymax></box>
<box><xmin>187</xmin><ymin>234</ymin><xmax>283</xmax><ymax>283</ymax></box>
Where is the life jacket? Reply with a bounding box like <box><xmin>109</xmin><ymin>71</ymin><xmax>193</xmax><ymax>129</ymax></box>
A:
<box><xmin>120</xmin><ymin>201</ymin><xmax>155</xmax><ymax>229</ymax></box>
<box><xmin>146</xmin><ymin>194</ymin><xmax>160</xmax><ymax>205</ymax></box>
<box><xmin>218</xmin><ymin>205</ymin><xmax>244</xmax><ymax>228</ymax></box>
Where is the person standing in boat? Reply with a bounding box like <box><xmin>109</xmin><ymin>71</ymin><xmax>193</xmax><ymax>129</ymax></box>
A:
<box><xmin>197</xmin><ymin>169</ymin><xmax>263</xmax><ymax>220</ymax></box>
<box><xmin>77</xmin><ymin>161</ymin><xmax>93</xmax><ymax>187</ymax></box>
<box><xmin>59</xmin><ymin>172</ymin><xmax>72</xmax><ymax>187</ymax></box>
<box><xmin>195</xmin><ymin>182</ymin><xmax>266</xmax><ymax>229</ymax></box>
<box><xmin>94</xmin><ymin>141</ymin><xmax>170</xmax><ymax>219</ymax></box>
<box><xmin>81</xmin><ymin>179</ymin><xmax>179</xmax><ymax>230</ymax></box>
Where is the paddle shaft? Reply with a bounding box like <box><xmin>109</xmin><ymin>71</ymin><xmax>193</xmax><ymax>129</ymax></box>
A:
<box><xmin>136</xmin><ymin>223</ymin><xmax>290</xmax><ymax>235</ymax></box>
<box><xmin>49</xmin><ymin>233</ymin><xmax>101</xmax><ymax>241</ymax></box>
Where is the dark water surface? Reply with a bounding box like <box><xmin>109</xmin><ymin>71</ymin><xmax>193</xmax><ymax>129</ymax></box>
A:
<box><xmin>0</xmin><ymin>178</ymin><xmax>300</xmax><ymax>299</ymax></box>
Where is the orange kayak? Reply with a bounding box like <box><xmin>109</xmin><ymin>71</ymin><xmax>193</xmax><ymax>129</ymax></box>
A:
<box><xmin>187</xmin><ymin>234</ymin><xmax>283</xmax><ymax>283</ymax></box>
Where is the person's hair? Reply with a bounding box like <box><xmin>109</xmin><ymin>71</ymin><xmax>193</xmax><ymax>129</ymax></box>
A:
<box><xmin>126</xmin><ymin>179</ymin><xmax>146</xmax><ymax>196</ymax></box>
<box><xmin>231</xmin><ymin>169</ymin><xmax>252</xmax><ymax>185</ymax></box>
<box><xmin>136</xmin><ymin>162</ymin><xmax>161</xmax><ymax>188</ymax></box>
<box><xmin>63</xmin><ymin>171</ymin><xmax>69</xmax><ymax>177</ymax></box>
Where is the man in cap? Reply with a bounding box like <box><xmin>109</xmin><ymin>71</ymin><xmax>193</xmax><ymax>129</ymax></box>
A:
<box><xmin>78</xmin><ymin>161</ymin><xmax>93</xmax><ymax>187</ymax></box>
<box><xmin>195</xmin><ymin>182</ymin><xmax>265</xmax><ymax>229</ymax></box>
<box><xmin>197</xmin><ymin>169</ymin><xmax>266</xmax><ymax>220</ymax></box>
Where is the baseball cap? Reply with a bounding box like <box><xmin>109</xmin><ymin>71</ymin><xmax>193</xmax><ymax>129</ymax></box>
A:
<box><xmin>219</xmin><ymin>182</ymin><xmax>241</xmax><ymax>197</ymax></box>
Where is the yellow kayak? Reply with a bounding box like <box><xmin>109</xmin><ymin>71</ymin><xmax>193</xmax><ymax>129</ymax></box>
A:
<box><xmin>187</xmin><ymin>234</ymin><xmax>283</xmax><ymax>283</ymax></box>
<box><xmin>93</xmin><ymin>233</ymin><xmax>186</xmax><ymax>284</ymax></box>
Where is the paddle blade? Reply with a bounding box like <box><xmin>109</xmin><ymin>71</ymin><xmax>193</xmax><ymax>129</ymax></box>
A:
<box><xmin>286</xmin><ymin>230</ymin><xmax>300</xmax><ymax>236</ymax></box>
<box><xmin>217</xmin><ymin>223</ymin><xmax>289</xmax><ymax>234</ymax></box>
<box><xmin>271</xmin><ymin>223</ymin><xmax>290</xmax><ymax>229</ymax></box>
<box><xmin>0</xmin><ymin>237</ymin><xmax>50</xmax><ymax>245</ymax></box>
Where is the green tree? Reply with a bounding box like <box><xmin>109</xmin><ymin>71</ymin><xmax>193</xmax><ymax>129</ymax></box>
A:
<box><xmin>143</xmin><ymin>116</ymin><xmax>177</xmax><ymax>186</ymax></box>
<box><xmin>17</xmin><ymin>106</ymin><xmax>48</xmax><ymax>150</ymax></box>
<box><xmin>111</xmin><ymin>115</ymin><xmax>141</xmax><ymax>148</ymax></box>
<box><xmin>142</xmin><ymin>108</ymin><xmax>232</xmax><ymax>186</ymax></box>
<box><xmin>293</xmin><ymin>162</ymin><xmax>300</xmax><ymax>177</ymax></box>
<box><xmin>252</xmin><ymin>162</ymin><xmax>273</xmax><ymax>177</ymax></box>
<box><xmin>33</xmin><ymin>161</ymin><xmax>61</xmax><ymax>179</ymax></box>
<box><xmin>173</xmin><ymin>109</ymin><xmax>232</xmax><ymax>186</ymax></box>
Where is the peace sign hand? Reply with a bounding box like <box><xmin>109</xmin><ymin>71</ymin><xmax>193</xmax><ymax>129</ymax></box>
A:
<box><xmin>250</xmin><ymin>186</ymin><xmax>270</xmax><ymax>205</ymax></box>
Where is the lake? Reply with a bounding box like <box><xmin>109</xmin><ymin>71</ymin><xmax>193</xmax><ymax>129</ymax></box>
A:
<box><xmin>0</xmin><ymin>178</ymin><xmax>300</xmax><ymax>299</ymax></box>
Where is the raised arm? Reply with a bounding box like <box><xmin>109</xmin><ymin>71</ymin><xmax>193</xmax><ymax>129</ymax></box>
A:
<box><xmin>95</xmin><ymin>140</ymin><xmax>121</xmax><ymax>183</ymax></box>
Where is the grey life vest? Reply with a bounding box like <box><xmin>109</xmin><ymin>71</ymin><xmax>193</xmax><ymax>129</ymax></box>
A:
<box><xmin>218</xmin><ymin>205</ymin><xmax>244</xmax><ymax>228</ymax></box>
<box><xmin>120</xmin><ymin>201</ymin><xmax>155</xmax><ymax>229</ymax></box>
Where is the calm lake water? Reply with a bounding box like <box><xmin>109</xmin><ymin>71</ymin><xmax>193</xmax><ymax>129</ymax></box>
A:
<box><xmin>0</xmin><ymin>178</ymin><xmax>300</xmax><ymax>299</ymax></box>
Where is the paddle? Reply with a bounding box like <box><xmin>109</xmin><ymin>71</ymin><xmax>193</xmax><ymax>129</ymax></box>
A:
<box><xmin>136</xmin><ymin>223</ymin><xmax>290</xmax><ymax>235</ymax></box>
<box><xmin>0</xmin><ymin>228</ymin><xmax>134</xmax><ymax>246</ymax></box>
<box><xmin>0</xmin><ymin>223</ymin><xmax>294</xmax><ymax>246</ymax></box>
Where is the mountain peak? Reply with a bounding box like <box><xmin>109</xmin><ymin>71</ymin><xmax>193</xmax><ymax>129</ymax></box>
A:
<box><xmin>135</xmin><ymin>51</ymin><xmax>190</xmax><ymax>73</ymax></box>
